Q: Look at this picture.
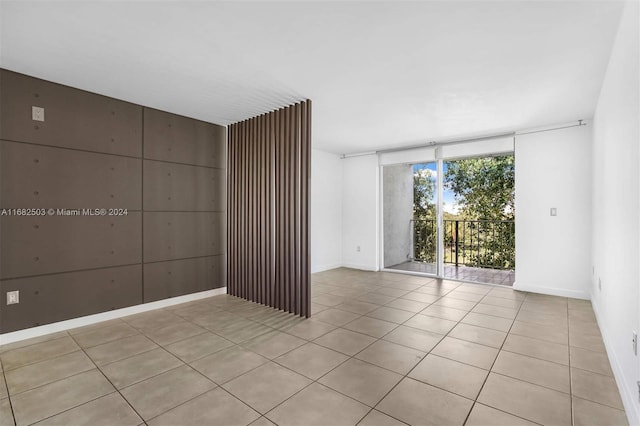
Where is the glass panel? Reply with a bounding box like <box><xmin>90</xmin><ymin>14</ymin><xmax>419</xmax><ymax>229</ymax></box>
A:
<box><xmin>442</xmin><ymin>154</ymin><xmax>515</xmax><ymax>285</ymax></box>
<box><xmin>410</xmin><ymin>163</ymin><xmax>437</xmax><ymax>274</ymax></box>
<box><xmin>382</xmin><ymin>164</ymin><xmax>415</xmax><ymax>270</ymax></box>
<box><xmin>382</xmin><ymin>162</ymin><xmax>437</xmax><ymax>275</ymax></box>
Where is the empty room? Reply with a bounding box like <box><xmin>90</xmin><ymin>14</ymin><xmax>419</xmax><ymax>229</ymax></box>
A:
<box><xmin>0</xmin><ymin>1</ymin><xmax>638</xmax><ymax>426</ymax></box>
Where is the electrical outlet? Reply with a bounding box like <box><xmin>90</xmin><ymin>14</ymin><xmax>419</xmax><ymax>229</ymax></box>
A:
<box><xmin>356</xmin><ymin>246</ymin><xmax>361</xmax><ymax>252</ymax></box>
<box><xmin>550</xmin><ymin>207</ymin><xmax>557</xmax><ymax>216</ymax></box>
<box><xmin>6</xmin><ymin>290</ymin><xmax>19</xmax><ymax>305</ymax></box>
<box><xmin>633</xmin><ymin>331</ymin><xmax>638</xmax><ymax>356</ymax></box>
<box><xmin>32</xmin><ymin>106</ymin><xmax>45</xmax><ymax>122</ymax></box>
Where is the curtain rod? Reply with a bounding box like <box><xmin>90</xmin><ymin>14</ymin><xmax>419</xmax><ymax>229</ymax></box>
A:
<box><xmin>340</xmin><ymin>120</ymin><xmax>587</xmax><ymax>159</ymax></box>
<box><xmin>515</xmin><ymin>120</ymin><xmax>586</xmax><ymax>137</ymax></box>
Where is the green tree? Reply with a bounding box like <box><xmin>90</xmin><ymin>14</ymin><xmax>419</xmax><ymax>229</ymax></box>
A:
<box><xmin>444</xmin><ymin>155</ymin><xmax>515</xmax><ymax>221</ymax></box>
<box><xmin>413</xmin><ymin>167</ymin><xmax>435</xmax><ymax>220</ymax></box>
<box><xmin>413</xmin><ymin>168</ymin><xmax>436</xmax><ymax>262</ymax></box>
<box><xmin>444</xmin><ymin>155</ymin><xmax>515</xmax><ymax>269</ymax></box>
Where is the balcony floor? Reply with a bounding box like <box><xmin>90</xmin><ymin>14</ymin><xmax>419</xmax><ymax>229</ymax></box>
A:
<box><xmin>387</xmin><ymin>261</ymin><xmax>515</xmax><ymax>287</ymax></box>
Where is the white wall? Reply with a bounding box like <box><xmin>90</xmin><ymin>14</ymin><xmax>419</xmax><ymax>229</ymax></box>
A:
<box><xmin>383</xmin><ymin>164</ymin><xmax>413</xmax><ymax>267</ymax></box>
<box><xmin>310</xmin><ymin>149</ymin><xmax>343</xmax><ymax>273</ymax></box>
<box><xmin>591</xmin><ymin>2</ymin><xmax>639</xmax><ymax>424</ymax></box>
<box><xmin>514</xmin><ymin>124</ymin><xmax>592</xmax><ymax>299</ymax></box>
<box><xmin>342</xmin><ymin>154</ymin><xmax>379</xmax><ymax>270</ymax></box>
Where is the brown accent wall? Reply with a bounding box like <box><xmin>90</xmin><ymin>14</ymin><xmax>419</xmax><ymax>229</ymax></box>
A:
<box><xmin>0</xmin><ymin>70</ymin><xmax>226</xmax><ymax>333</ymax></box>
<box><xmin>227</xmin><ymin>101</ymin><xmax>311</xmax><ymax>317</ymax></box>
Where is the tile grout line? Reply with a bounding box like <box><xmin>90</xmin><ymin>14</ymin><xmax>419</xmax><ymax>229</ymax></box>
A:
<box><xmin>4</xmin><ymin>367</ymin><xmax>141</xmax><ymax>425</ymax></box>
<box><xmin>141</xmin><ymin>298</ymin><xmax>363</xmax><ymax>424</ymax></box>
<box><xmin>567</xmin><ymin>298</ymin><xmax>575</xmax><ymax>426</ymax></box>
<box><xmin>24</xmin><ymin>391</ymin><xmax>126</xmax><ymax>426</ymax></box>
<box><xmin>9</xmin><ymin>290</ymin><xmax>390</xmax><ymax>424</ymax></box>
<box><xmin>204</xmin><ymin>287</ymin><xmax>429</xmax><ymax>424</ymax></box>
<box><xmin>0</xmin><ymin>358</ymin><xmax>18</xmax><ymax>426</ymax></box>
<box><xmin>26</xmin><ymin>308</ymin><xmax>247</xmax><ymax>418</ymax></box>
<box><xmin>155</xmin><ymin>385</ymin><xmax>257</xmax><ymax>423</ymax></box>
<box><xmin>0</xmin><ymin>332</ymin><xmax>71</xmax><ymax>355</ymax></box>
<box><xmin>104</xmin><ymin>331</ymin><xmax>272</xmax><ymax>423</ymax></box>
<box><xmin>337</xmin><ymin>279</ymin><xmax>475</xmax><ymax>424</ymax></box>
<box><xmin>1</xmin><ymin>352</ymin><xmax>98</xmax><ymax>397</ymax></box>
<box><xmin>313</xmin><ymin>282</ymin><xmax>513</xmax><ymax>357</ymax></box>
<box><xmin>65</xmin><ymin>332</ymin><xmax>149</xmax><ymax>425</ymax></box>
<box><xmin>308</xmin><ymin>276</ymin><xmax>536</xmax><ymax>421</ymax></box>
<box><xmin>123</xmin><ymin>362</ymin><xmax>218</xmax><ymax>423</ymax></box>
<box><xmin>459</xmin><ymin>285</ymin><xmax>530</xmax><ymax>425</ymax></box>
<box><xmin>143</xmin><ymin>328</ymin><xmax>210</xmax><ymax>349</ymax></box>
<box><xmin>252</xmin><ymin>319</ymin><xmax>391</xmax><ymax>425</ymax></box>
<box><xmin>399</xmin><ymin>282</ymin><xmax>498</xmax><ymax>424</ymax></box>
<box><xmin>0</xmin><ymin>340</ymin><xmax>79</xmax><ymax>374</ymax></box>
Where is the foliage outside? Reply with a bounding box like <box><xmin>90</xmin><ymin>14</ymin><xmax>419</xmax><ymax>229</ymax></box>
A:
<box><xmin>413</xmin><ymin>155</ymin><xmax>515</xmax><ymax>269</ymax></box>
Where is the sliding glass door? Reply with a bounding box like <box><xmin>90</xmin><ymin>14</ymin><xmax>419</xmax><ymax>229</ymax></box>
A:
<box><xmin>382</xmin><ymin>163</ymin><xmax>438</xmax><ymax>274</ymax></box>
<box><xmin>382</xmin><ymin>153</ymin><xmax>515</xmax><ymax>286</ymax></box>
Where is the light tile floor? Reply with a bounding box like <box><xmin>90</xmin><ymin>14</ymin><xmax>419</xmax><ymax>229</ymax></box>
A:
<box><xmin>0</xmin><ymin>268</ymin><xmax>628</xmax><ymax>426</ymax></box>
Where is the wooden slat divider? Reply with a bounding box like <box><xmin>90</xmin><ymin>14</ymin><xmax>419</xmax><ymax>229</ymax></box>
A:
<box><xmin>227</xmin><ymin>101</ymin><xmax>311</xmax><ymax>317</ymax></box>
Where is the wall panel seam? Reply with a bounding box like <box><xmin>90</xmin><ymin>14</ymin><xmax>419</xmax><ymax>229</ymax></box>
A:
<box><xmin>142</xmin><ymin>157</ymin><xmax>226</xmax><ymax>170</ymax></box>
<box><xmin>0</xmin><ymin>138</ymin><xmax>143</xmax><ymax>160</ymax></box>
<box><xmin>0</xmin><ymin>263</ymin><xmax>144</xmax><ymax>281</ymax></box>
<box><xmin>141</xmin><ymin>107</ymin><xmax>145</xmax><ymax>303</ymax></box>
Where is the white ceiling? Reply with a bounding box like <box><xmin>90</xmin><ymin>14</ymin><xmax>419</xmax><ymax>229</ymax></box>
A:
<box><xmin>0</xmin><ymin>1</ymin><xmax>624</xmax><ymax>154</ymax></box>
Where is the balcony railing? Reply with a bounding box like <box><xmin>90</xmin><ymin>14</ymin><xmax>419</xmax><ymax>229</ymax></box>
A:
<box><xmin>410</xmin><ymin>219</ymin><xmax>515</xmax><ymax>270</ymax></box>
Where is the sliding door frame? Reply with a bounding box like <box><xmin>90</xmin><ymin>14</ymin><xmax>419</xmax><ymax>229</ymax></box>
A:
<box><xmin>379</xmin><ymin>151</ymin><xmax>514</xmax><ymax>281</ymax></box>
<box><xmin>379</xmin><ymin>159</ymin><xmax>441</xmax><ymax>278</ymax></box>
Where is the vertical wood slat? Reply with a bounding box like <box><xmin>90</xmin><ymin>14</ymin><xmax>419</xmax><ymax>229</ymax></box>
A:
<box><xmin>227</xmin><ymin>101</ymin><xmax>311</xmax><ymax>317</ymax></box>
<box><xmin>278</xmin><ymin>107</ymin><xmax>285</xmax><ymax>311</ymax></box>
<box><xmin>227</xmin><ymin>126</ymin><xmax>232</xmax><ymax>294</ymax></box>
<box><xmin>304</xmin><ymin>100</ymin><xmax>311</xmax><ymax>315</ymax></box>
<box><xmin>238</xmin><ymin>121</ymin><xmax>242</xmax><ymax>299</ymax></box>
<box><xmin>273</xmin><ymin>110</ymin><xmax>278</xmax><ymax>310</ymax></box>
<box><xmin>289</xmin><ymin>104</ymin><xmax>296</xmax><ymax>313</ymax></box>
<box><xmin>296</xmin><ymin>102</ymin><xmax>302</xmax><ymax>313</ymax></box>
<box><xmin>257</xmin><ymin>114</ymin><xmax>263</xmax><ymax>305</ymax></box>
<box><xmin>232</xmin><ymin>124</ymin><xmax>238</xmax><ymax>295</ymax></box>
<box><xmin>250</xmin><ymin>116</ymin><xmax>256</xmax><ymax>303</ymax></box>
<box><xmin>260</xmin><ymin>113</ymin><xmax>266</xmax><ymax>306</ymax></box>
<box><xmin>242</xmin><ymin>120</ymin><xmax>248</xmax><ymax>300</ymax></box>
<box><xmin>232</xmin><ymin>124</ymin><xmax>237</xmax><ymax>295</ymax></box>
<box><xmin>284</xmin><ymin>105</ymin><xmax>290</xmax><ymax>313</ymax></box>
<box><xmin>238</xmin><ymin>120</ymin><xmax>243</xmax><ymax>299</ymax></box>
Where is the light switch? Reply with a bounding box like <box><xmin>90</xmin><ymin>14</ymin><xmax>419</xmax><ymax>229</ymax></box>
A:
<box><xmin>7</xmin><ymin>290</ymin><xmax>19</xmax><ymax>305</ymax></box>
<box><xmin>32</xmin><ymin>106</ymin><xmax>45</xmax><ymax>122</ymax></box>
<box><xmin>550</xmin><ymin>208</ymin><xmax>557</xmax><ymax>216</ymax></box>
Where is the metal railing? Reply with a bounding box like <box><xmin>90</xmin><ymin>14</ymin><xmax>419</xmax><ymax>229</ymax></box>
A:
<box><xmin>410</xmin><ymin>219</ymin><xmax>515</xmax><ymax>270</ymax></box>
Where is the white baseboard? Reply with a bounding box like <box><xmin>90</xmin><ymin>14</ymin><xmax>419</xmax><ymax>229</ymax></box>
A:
<box><xmin>513</xmin><ymin>282</ymin><xmax>590</xmax><ymax>300</ymax></box>
<box><xmin>591</xmin><ymin>295</ymin><xmax>640</xmax><ymax>426</ymax></box>
<box><xmin>341</xmin><ymin>262</ymin><xmax>379</xmax><ymax>271</ymax></box>
<box><xmin>311</xmin><ymin>263</ymin><xmax>343</xmax><ymax>274</ymax></box>
<box><xmin>0</xmin><ymin>287</ymin><xmax>227</xmax><ymax>345</ymax></box>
